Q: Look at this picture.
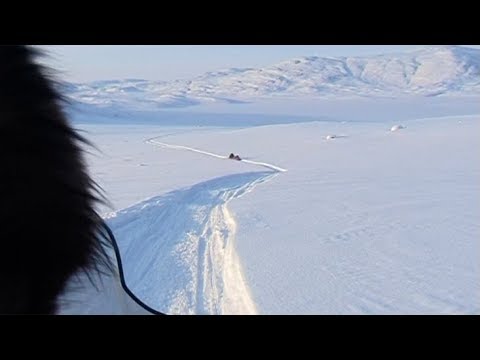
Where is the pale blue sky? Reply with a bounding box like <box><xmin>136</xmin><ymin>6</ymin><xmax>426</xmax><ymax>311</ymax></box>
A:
<box><xmin>40</xmin><ymin>45</ymin><xmax>480</xmax><ymax>83</ymax></box>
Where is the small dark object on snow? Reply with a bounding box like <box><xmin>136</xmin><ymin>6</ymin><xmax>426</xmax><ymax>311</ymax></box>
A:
<box><xmin>228</xmin><ymin>153</ymin><xmax>242</xmax><ymax>161</ymax></box>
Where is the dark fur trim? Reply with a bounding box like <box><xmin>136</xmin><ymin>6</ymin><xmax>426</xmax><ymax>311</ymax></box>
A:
<box><xmin>0</xmin><ymin>45</ymin><xmax>111</xmax><ymax>314</ymax></box>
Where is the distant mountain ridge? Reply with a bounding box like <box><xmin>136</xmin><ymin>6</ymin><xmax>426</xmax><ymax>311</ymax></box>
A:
<box><xmin>64</xmin><ymin>46</ymin><xmax>480</xmax><ymax>110</ymax></box>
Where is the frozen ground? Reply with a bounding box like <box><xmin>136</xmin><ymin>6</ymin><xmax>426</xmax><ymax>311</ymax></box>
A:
<box><xmin>75</xmin><ymin>112</ymin><xmax>480</xmax><ymax>315</ymax></box>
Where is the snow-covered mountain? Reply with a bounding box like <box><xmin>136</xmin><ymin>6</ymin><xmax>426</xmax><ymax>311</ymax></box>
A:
<box><xmin>65</xmin><ymin>46</ymin><xmax>480</xmax><ymax>110</ymax></box>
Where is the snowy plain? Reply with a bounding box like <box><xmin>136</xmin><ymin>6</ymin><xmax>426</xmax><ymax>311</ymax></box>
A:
<box><xmin>59</xmin><ymin>46</ymin><xmax>480</xmax><ymax>315</ymax></box>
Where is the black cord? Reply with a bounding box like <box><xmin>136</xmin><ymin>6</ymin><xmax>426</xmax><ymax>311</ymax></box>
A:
<box><xmin>102</xmin><ymin>222</ymin><xmax>165</xmax><ymax>315</ymax></box>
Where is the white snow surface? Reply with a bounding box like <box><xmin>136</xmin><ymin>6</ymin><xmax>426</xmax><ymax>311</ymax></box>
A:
<box><xmin>63</xmin><ymin>112</ymin><xmax>480</xmax><ymax>315</ymax></box>
<box><xmin>53</xmin><ymin>45</ymin><xmax>480</xmax><ymax>315</ymax></box>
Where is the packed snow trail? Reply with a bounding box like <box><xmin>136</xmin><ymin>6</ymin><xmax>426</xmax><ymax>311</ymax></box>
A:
<box><xmin>108</xmin><ymin>171</ymin><xmax>279</xmax><ymax>314</ymax></box>
<box><xmin>146</xmin><ymin>137</ymin><xmax>288</xmax><ymax>173</ymax></box>
<box><xmin>106</xmin><ymin>135</ymin><xmax>286</xmax><ymax>314</ymax></box>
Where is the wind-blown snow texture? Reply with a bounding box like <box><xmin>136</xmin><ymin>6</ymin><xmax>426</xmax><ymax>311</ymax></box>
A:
<box><xmin>70</xmin><ymin>114</ymin><xmax>479</xmax><ymax>315</ymax></box>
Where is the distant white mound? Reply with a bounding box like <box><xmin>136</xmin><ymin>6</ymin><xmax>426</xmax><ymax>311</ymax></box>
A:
<box><xmin>390</xmin><ymin>125</ymin><xmax>405</xmax><ymax>132</ymax></box>
<box><xmin>326</xmin><ymin>135</ymin><xmax>337</xmax><ymax>140</ymax></box>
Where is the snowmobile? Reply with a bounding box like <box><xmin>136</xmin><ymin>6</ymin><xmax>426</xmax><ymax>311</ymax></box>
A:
<box><xmin>229</xmin><ymin>153</ymin><xmax>242</xmax><ymax>161</ymax></box>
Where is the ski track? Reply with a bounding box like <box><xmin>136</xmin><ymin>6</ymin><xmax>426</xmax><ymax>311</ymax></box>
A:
<box><xmin>109</xmin><ymin>134</ymin><xmax>286</xmax><ymax>315</ymax></box>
